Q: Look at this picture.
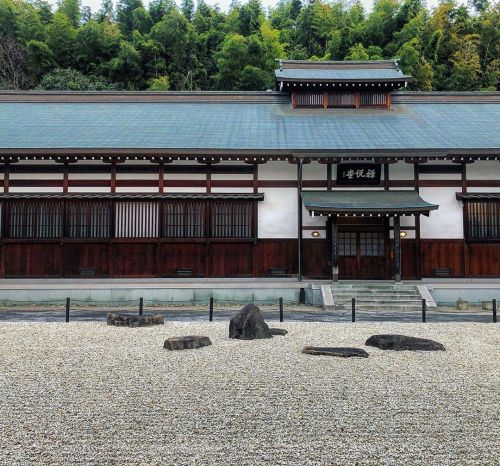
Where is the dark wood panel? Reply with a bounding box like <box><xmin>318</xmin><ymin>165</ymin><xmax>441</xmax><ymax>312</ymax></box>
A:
<box><xmin>468</xmin><ymin>243</ymin><xmax>500</xmax><ymax>277</ymax></box>
<box><xmin>302</xmin><ymin>239</ymin><xmax>330</xmax><ymax>278</ymax></box>
<box><xmin>401</xmin><ymin>239</ymin><xmax>418</xmax><ymax>279</ymax></box>
<box><xmin>420</xmin><ymin>240</ymin><xmax>465</xmax><ymax>277</ymax></box>
<box><xmin>111</xmin><ymin>243</ymin><xmax>157</xmax><ymax>276</ymax></box>
<box><xmin>158</xmin><ymin>243</ymin><xmax>206</xmax><ymax>277</ymax></box>
<box><xmin>5</xmin><ymin>243</ymin><xmax>62</xmax><ymax>276</ymax></box>
<box><xmin>64</xmin><ymin>243</ymin><xmax>109</xmax><ymax>276</ymax></box>
<box><xmin>255</xmin><ymin>239</ymin><xmax>297</xmax><ymax>276</ymax></box>
<box><xmin>209</xmin><ymin>243</ymin><xmax>253</xmax><ymax>277</ymax></box>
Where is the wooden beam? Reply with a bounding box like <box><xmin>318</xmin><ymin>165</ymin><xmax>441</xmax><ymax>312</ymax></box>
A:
<box><xmin>331</xmin><ymin>217</ymin><xmax>338</xmax><ymax>281</ymax></box>
<box><xmin>394</xmin><ymin>215</ymin><xmax>401</xmax><ymax>283</ymax></box>
<box><xmin>297</xmin><ymin>160</ymin><xmax>303</xmax><ymax>281</ymax></box>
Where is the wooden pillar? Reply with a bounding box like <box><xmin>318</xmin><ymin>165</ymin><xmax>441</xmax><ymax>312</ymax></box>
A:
<box><xmin>159</xmin><ymin>163</ymin><xmax>165</xmax><ymax>193</ymax></box>
<box><xmin>206</xmin><ymin>164</ymin><xmax>212</xmax><ymax>193</ymax></box>
<box><xmin>63</xmin><ymin>163</ymin><xmax>69</xmax><ymax>193</ymax></box>
<box><xmin>297</xmin><ymin>160</ymin><xmax>303</xmax><ymax>281</ymax></box>
<box><xmin>394</xmin><ymin>215</ymin><xmax>401</xmax><ymax>283</ymax></box>
<box><xmin>292</xmin><ymin>92</ymin><xmax>297</xmax><ymax>109</ymax></box>
<box><xmin>331</xmin><ymin>216</ymin><xmax>338</xmax><ymax>282</ymax></box>
<box><xmin>462</xmin><ymin>162</ymin><xmax>469</xmax><ymax>277</ymax></box>
<box><xmin>414</xmin><ymin>163</ymin><xmax>422</xmax><ymax>279</ymax></box>
<box><xmin>327</xmin><ymin>163</ymin><xmax>332</xmax><ymax>191</ymax></box>
<box><xmin>386</xmin><ymin>92</ymin><xmax>391</xmax><ymax>110</ymax></box>
<box><xmin>355</xmin><ymin>92</ymin><xmax>360</xmax><ymax>109</ymax></box>
<box><xmin>110</xmin><ymin>162</ymin><xmax>117</xmax><ymax>193</ymax></box>
<box><xmin>3</xmin><ymin>163</ymin><xmax>9</xmax><ymax>193</ymax></box>
<box><xmin>323</xmin><ymin>92</ymin><xmax>328</xmax><ymax>109</ymax></box>
<box><xmin>383</xmin><ymin>163</ymin><xmax>389</xmax><ymax>191</ymax></box>
<box><xmin>252</xmin><ymin>163</ymin><xmax>258</xmax><ymax>277</ymax></box>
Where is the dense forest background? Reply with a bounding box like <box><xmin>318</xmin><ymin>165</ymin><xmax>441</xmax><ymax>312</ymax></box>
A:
<box><xmin>0</xmin><ymin>0</ymin><xmax>498</xmax><ymax>91</ymax></box>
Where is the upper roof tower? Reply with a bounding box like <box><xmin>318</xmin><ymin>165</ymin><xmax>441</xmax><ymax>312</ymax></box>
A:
<box><xmin>275</xmin><ymin>59</ymin><xmax>411</xmax><ymax>109</ymax></box>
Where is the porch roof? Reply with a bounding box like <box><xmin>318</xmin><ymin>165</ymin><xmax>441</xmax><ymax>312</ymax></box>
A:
<box><xmin>301</xmin><ymin>190</ymin><xmax>439</xmax><ymax>216</ymax></box>
<box><xmin>0</xmin><ymin>193</ymin><xmax>264</xmax><ymax>201</ymax></box>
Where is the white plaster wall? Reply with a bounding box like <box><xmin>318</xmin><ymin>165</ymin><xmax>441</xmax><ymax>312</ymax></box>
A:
<box><xmin>467</xmin><ymin>161</ymin><xmax>500</xmax><ymax>179</ymax></box>
<box><xmin>69</xmin><ymin>186</ymin><xmax>111</xmax><ymax>193</ymax></box>
<box><xmin>69</xmin><ymin>173</ymin><xmax>110</xmax><ymax>180</ymax></box>
<box><xmin>116</xmin><ymin>173</ymin><xmax>158</xmax><ymax>180</ymax></box>
<box><xmin>9</xmin><ymin>186</ymin><xmax>63</xmax><ymax>193</ymax></box>
<box><xmin>259</xmin><ymin>162</ymin><xmax>297</xmax><ymax>180</ymax></box>
<box><xmin>166</xmin><ymin>173</ymin><xmax>206</xmax><ymax>180</ymax></box>
<box><xmin>390</xmin><ymin>162</ymin><xmax>414</xmax><ymax>180</ymax></box>
<box><xmin>116</xmin><ymin>187</ymin><xmax>159</xmax><ymax>193</ymax></box>
<box><xmin>9</xmin><ymin>173</ymin><xmax>64</xmax><ymax>180</ymax></box>
<box><xmin>211</xmin><ymin>173</ymin><xmax>253</xmax><ymax>181</ymax></box>
<box><xmin>211</xmin><ymin>187</ymin><xmax>254</xmax><ymax>193</ymax></box>
<box><xmin>165</xmin><ymin>187</ymin><xmax>206</xmax><ymax>193</ymax></box>
<box><xmin>258</xmin><ymin>188</ymin><xmax>297</xmax><ymax>238</ymax></box>
<box><xmin>303</xmin><ymin>162</ymin><xmax>327</xmax><ymax>180</ymax></box>
<box><xmin>467</xmin><ymin>187</ymin><xmax>500</xmax><ymax>193</ymax></box>
<box><xmin>419</xmin><ymin>187</ymin><xmax>463</xmax><ymax>238</ymax></box>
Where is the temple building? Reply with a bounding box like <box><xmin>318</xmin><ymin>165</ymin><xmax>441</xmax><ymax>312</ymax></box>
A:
<box><xmin>0</xmin><ymin>59</ymin><xmax>499</xmax><ymax>280</ymax></box>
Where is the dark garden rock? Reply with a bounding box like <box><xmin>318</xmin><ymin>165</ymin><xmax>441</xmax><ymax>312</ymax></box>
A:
<box><xmin>106</xmin><ymin>313</ymin><xmax>164</xmax><ymax>327</ymax></box>
<box><xmin>229</xmin><ymin>304</ymin><xmax>271</xmax><ymax>340</ymax></box>
<box><xmin>365</xmin><ymin>334</ymin><xmax>445</xmax><ymax>351</ymax></box>
<box><xmin>302</xmin><ymin>347</ymin><xmax>369</xmax><ymax>358</ymax></box>
<box><xmin>269</xmin><ymin>328</ymin><xmax>288</xmax><ymax>336</ymax></box>
<box><xmin>164</xmin><ymin>336</ymin><xmax>212</xmax><ymax>351</ymax></box>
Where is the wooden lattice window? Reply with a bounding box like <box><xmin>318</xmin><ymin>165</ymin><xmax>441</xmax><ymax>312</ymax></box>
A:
<box><xmin>163</xmin><ymin>200</ymin><xmax>205</xmax><ymax>238</ymax></box>
<box><xmin>67</xmin><ymin>201</ymin><xmax>111</xmax><ymax>238</ymax></box>
<box><xmin>360</xmin><ymin>92</ymin><xmax>387</xmax><ymax>107</ymax></box>
<box><xmin>295</xmin><ymin>92</ymin><xmax>323</xmax><ymax>108</ymax></box>
<box><xmin>210</xmin><ymin>201</ymin><xmax>253</xmax><ymax>238</ymax></box>
<box><xmin>328</xmin><ymin>92</ymin><xmax>355</xmax><ymax>108</ymax></box>
<box><xmin>115</xmin><ymin>202</ymin><xmax>159</xmax><ymax>238</ymax></box>
<box><xmin>465</xmin><ymin>201</ymin><xmax>500</xmax><ymax>241</ymax></box>
<box><xmin>7</xmin><ymin>200</ymin><xmax>62</xmax><ymax>239</ymax></box>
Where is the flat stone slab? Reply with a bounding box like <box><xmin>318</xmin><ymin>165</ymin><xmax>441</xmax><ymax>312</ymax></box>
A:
<box><xmin>365</xmin><ymin>334</ymin><xmax>445</xmax><ymax>351</ymax></box>
<box><xmin>164</xmin><ymin>335</ymin><xmax>212</xmax><ymax>351</ymax></box>
<box><xmin>302</xmin><ymin>347</ymin><xmax>369</xmax><ymax>358</ymax></box>
<box><xmin>269</xmin><ymin>328</ymin><xmax>288</xmax><ymax>336</ymax></box>
<box><xmin>107</xmin><ymin>313</ymin><xmax>164</xmax><ymax>327</ymax></box>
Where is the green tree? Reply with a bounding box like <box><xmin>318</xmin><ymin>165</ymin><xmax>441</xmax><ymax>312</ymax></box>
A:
<box><xmin>449</xmin><ymin>34</ymin><xmax>482</xmax><ymax>90</ymax></box>
<box><xmin>116</xmin><ymin>0</ymin><xmax>143</xmax><ymax>36</ymax></box>
<box><xmin>181</xmin><ymin>0</ymin><xmax>194</xmax><ymax>21</ymax></box>
<box><xmin>238</xmin><ymin>64</ymin><xmax>269</xmax><ymax>89</ymax></box>
<box><xmin>147</xmin><ymin>74</ymin><xmax>169</xmax><ymax>90</ymax></box>
<box><xmin>398</xmin><ymin>38</ymin><xmax>433</xmax><ymax>90</ymax></box>
<box><xmin>36</xmin><ymin>67</ymin><xmax>116</xmax><ymax>89</ymax></box>
<box><xmin>57</xmin><ymin>0</ymin><xmax>81</xmax><ymax>28</ymax></box>
<box><xmin>216</xmin><ymin>33</ymin><xmax>248</xmax><ymax>89</ymax></box>
<box><xmin>345</xmin><ymin>42</ymin><xmax>369</xmax><ymax>60</ymax></box>
<box><xmin>46</xmin><ymin>12</ymin><xmax>76</xmax><ymax>67</ymax></box>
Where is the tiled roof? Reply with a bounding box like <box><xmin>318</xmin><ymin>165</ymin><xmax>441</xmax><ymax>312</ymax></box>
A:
<box><xmin>302</xmin><ymin>190</ymin><xmax>439</xmax><ymax>215</ymax></box>
<box><xmin>275</xmin><ymin>68</ymin><xmax>408</xmax><ymax>82</ymax></box>
<box><xmin>0</xmin><ymin>193</ymin><xmax>264</xmax><ymax>200</ymax></box>
<box><xmin>0</xmin><ymin>94</ymin><xmax>499</xmax><ymax>153</ymax></box>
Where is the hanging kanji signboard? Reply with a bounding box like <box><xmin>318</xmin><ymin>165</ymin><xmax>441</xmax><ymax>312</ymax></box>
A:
<box><xmin>336</xmin><ymin>164</ymin><xmax>381</xmax><ymax>185</ymax></box>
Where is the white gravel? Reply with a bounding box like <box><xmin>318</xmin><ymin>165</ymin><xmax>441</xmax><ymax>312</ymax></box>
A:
<box><xmin>0</xmin><ymin>322</ymin><xmax>498</xmax><ymax>466</ymax></box>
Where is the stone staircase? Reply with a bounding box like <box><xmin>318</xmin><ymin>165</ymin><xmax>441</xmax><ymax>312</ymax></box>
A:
<box><xmin>321</xmin><ymin>283</ymin><xmax>436</xmax><ymax>312</ymax></box>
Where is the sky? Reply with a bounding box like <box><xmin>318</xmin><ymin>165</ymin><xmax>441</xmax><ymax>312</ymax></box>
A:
<box><xmin>50</xmin><ymin>0</ymin><xmax>444</xmax><ymax>15</ymax></box>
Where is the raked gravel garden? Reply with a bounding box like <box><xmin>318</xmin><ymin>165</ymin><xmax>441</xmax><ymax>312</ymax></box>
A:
<box><xmin>0</xmin><ymin>321</ymin><xmax>499</xmax><ymax>466</ymax></box>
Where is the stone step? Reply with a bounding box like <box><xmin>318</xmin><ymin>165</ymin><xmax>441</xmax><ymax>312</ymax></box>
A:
<box><xmin>331</xmin><ymin>287</ymin><xmax>419</xmax><ymax>293</ymax></box>
<box><xmin>333</xmin><ymin>298</ymin><xmax>423</xmax><ymax>305</ymax></box>
<box><xmin>332</xmin><ymin>291</ymin><xmax>421</xmax><ymax>297</ymax></box>
<box><xmin>333</xmin><ymin>304</ymin><xmax>424</xmax><ymax>312</ymax></box>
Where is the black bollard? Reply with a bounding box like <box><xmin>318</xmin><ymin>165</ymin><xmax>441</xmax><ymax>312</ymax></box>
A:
<box><xmin>279</xmin><ymin>297</ymin><xmax>284</xmax><ymax>323</ymax></box>
<box><xmin>65</xmin><ymin>297</ymin><xmax>70</xmax><ymax>323</ymax></box>
<box><xmin>209</xmin><ymin>297</ymin><xmax>214</xmax><ymax>322</ymax></box>
<box><xmin>422</xmin><ymin>298</ymin><xmax>427</xmax><ymax>323</ymax></box>
<box><xmin>493</xmin><ymin>299</ymin><xmax>497</xmax><ymax>323</ymax></box>
<box><xmin>351</xmin><ymin>298</ymin><xmax>355</xmax><ymax>322</ymax></box>
<box><xmin>139</xmin><ymin>297</ymin><xmax>144</xmax><ymax>315</ymax></box>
